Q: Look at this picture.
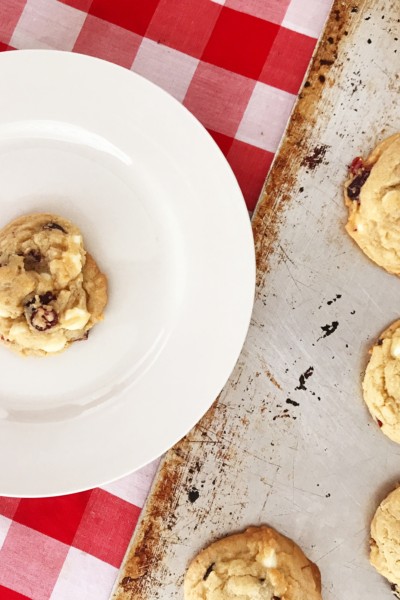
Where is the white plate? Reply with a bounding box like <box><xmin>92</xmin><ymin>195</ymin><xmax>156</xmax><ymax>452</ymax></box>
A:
<box><xmin>0</xmin><ymin>50</ymin><xmax>255</xmax><ymax>497</ymax></box>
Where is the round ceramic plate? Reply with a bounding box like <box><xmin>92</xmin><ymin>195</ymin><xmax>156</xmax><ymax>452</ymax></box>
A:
<box><xmin>0</xmin><ymin>50</ymin><xmax>255</xmax><ymax>497</ymax></box>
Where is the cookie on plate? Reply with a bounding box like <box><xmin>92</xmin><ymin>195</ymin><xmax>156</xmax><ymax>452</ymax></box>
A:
<box><xmin>344</xmin><ymin>133</ymin><xmax>400</xmax><ymax>275</ymax></box>
<box><xmin>0</xmin><ymin>213</ymin><xmax>107</xmax><ymax>356</ymax></box>
<box><xmin>184</xmin><ymin>525</ymin><xmax>321</xmax><ymax>600</ymax></box>
<box><xmin>370</xmin><ymin>486</ymin><xmax>400</xmax><ymax>597</ymax></box>
<box><xmin>363</xmin><ymin>320</ymin><xmax>400</xmax><ymax>444</ymax></box>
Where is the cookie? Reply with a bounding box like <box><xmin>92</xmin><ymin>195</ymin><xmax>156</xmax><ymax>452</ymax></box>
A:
<box><xmin>184</xmin><ymin>525</ymin><xmax>321</xmax><ymax>600</ymax></box>
<box><xmin>363</xmin><ymin>320</ymin><xmax>400</xmax><ymax>444</ymax></box>
<box><xmin>344</xmin><ymin>133</ymin><xmax>400</xmax><ymax>275</ymax></box>
<box><xmin>0</xmin><ymin>213</ymin><xmax>107</xmax><ymax>356</ymax></box>
<box><xmin>370</xmin><ymin>486</ymin><xmax>400</xmax><ymax>597</ymax></box>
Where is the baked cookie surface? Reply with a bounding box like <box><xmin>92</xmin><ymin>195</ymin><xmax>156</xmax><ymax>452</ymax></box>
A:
<box><xmin>0</xmin><ymin>213</ymin><xmax>107</xmax><ymax>356</ymax></box>
<box><xmin>184</xmin><ymin>525</ymin><xmax>321</xmax><ymax>600</ymax></box>
<box><xmin>344</xmin><ymin>133</ymin><xmax>400</xmax><ymax>275</ymax></box>
<box><xmin>363</xmin><ymin>320</ymin><xmax>400</xmax><ymax>444</ymax></box>
<box><xmin>370</xmin><ymin>486</ymin><xmax>400</xmax><ymax>597</ymax></box>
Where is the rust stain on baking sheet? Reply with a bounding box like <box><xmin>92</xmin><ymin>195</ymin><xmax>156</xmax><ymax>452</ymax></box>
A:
<box><xmin>264</xmin><ymin>368</ymin><xmax>282</xmax><ymax>390</ymax></box>
<box><xmin>113</xmin><ymin>436</ymin><xmax>192</xmax><ymax>599</ymax></box>
<box><xmin>113</xmin><ymin>397</ymin><xmax>235</xmax><ymax>599</ymax></box>
<box><xmin>113</xmin><ymin>2</ymin><xmax>370</xmax><ymax>598</ymax></box>
<box><xmin>253</xmin><ymin>0</ymin><xmax>363</xmax><ymax>289</ymax></box>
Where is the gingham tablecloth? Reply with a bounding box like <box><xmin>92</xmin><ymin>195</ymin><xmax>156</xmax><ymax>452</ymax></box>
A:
<box><xmin>0</xmin><ymin>1</ymin><xmax>331</xmax><ymax>598</ymax></box>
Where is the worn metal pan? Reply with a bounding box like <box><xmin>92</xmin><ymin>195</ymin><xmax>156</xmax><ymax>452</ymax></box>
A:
<box><xmin>113</xmin><ymin>1</ymin><xmax>400</xmax><ymax>598</ymax></box>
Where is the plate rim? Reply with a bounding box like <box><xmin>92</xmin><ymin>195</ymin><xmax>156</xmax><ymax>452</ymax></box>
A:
<box><xmin>0</xmin><ymin>49</ymin><xmax>256</xmax><ymax>497</ymax></box>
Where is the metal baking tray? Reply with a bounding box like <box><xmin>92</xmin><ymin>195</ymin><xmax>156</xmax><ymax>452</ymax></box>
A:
<box><xmin>113</xmin><ymin>1</ymin><xmax>400</xmax><ymax>597</ymax></box>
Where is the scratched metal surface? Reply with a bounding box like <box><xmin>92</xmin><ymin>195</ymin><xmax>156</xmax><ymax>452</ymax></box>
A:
<box><xmin>113</xmin><ymin>1</ymin><xmax>400</xmax><ymax>599</ymax></box>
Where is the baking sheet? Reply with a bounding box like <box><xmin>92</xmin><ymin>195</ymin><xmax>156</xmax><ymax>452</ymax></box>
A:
<box><xmin>113</xmin><ymin>1</ymin><xmax>400</xmax><ymax>598</ymax></box>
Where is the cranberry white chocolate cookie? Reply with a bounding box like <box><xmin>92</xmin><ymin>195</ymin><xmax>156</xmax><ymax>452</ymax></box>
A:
<box><xmin>0</xmin><ymin>213</ymin><xmax>107</xmax><ymax>356</ymax></box>
<box><xmin>184</xmin><ymin>525</ymin><xmax>322</xmax><ymax>600</ymax></box>
<box><xmin>363</xmin><ymin>320</ymin><xmax>400</xmax><ymax>444</ymax></box>
<box><xmin>370</xmin><ymin>486</ymin><xmax>400</xmax><ymax>598</ymax></box>
<box><xmin>344</xmin><ymin>133</ymin><xmax>400</xmax><ymax>275</ymax></box>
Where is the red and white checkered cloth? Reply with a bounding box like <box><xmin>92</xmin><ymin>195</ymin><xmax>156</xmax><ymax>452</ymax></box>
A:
<box><xmin>0</xmin><ymin>1</ymin><xmax>331</xmax><ymax>598</ymax></box>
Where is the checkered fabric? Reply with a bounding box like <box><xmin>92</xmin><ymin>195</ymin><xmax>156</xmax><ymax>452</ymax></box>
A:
<box><xmin>0</xmin><ymin>461</ymin><xmax>159</xmax><ymax>600</ymax></box>
<box><xmin>0</xmin><ymin>1</ymin><xmax>331</xmax><ymax>598</ymax></box>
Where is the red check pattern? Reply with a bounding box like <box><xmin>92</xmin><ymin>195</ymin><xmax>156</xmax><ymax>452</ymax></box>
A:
<box><xmin>0</xmin><ymin>0</ymin><xmax>331</xmax><ymax>598</ymax></box>
<box><xmin>0</xmin><ymin>463</ymin><xmax>158</xmax><ymax>600</ymax></box>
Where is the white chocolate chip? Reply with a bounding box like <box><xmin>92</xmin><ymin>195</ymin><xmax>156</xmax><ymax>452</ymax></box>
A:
<box><xmin>391</xmin><ymin>339</ymin><xmax>400</xmax><ymax>358</ymax></box>
<box><xmin>61</xmin><ymin>307</ymin><xmax>90</xmax><ymax>331</ymax></box>
<box><xmin>261</xmin><ymin>549</ymin><xmax>277</xmax><ymax>569</ymax></box>
<box><xmin>9</xmin><ymin>322</ymin><xmax>66</xmax><ymax>353</ymax></box>
<box><xmin>38</xmin><ymin>336</ymin><xmax>67</xmax><ymax>353</ymax></box>
<box><xmin>63</xmin><ymin>252</ymin><xmax>82</xmax><ymax>273</ymax></box>
<box><xmin>354</xmin><ymin>214</ymin><xmax>365</xmax><ymax>233</ymax></box>
<box><xmin>9</xmin><ymin>322</ymin><xmax>28</xmax><ymax>338</ymax></box>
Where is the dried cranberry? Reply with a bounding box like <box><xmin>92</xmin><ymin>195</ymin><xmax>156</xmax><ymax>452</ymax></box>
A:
<box><xmin>39</xmin><ymin>292</ymin><xmax>55</xmax><ymax>305</ymax></box>
<box><xmin>203</xmin><ymin>563</ymin><xmax>215</xmax><ymax>581</ymax></box>
<box><xmin>30</xmin><ymin>307</ymin><xmax>58</xmax><ymax>331</ymax></box>
<box><xmin>377</xmin><ymin>419</ymin><xmax>383</xmax><ymax>428</ymax></box>
<box><xmin>391</xmin><ymin>583</ymin><xmax>400</xmax><ymax>599</ymax></box>
<box><xmin>349</xmin><ymin>156</ymin><xmax>364</xmax><ymax>174</ymax></box>
<box><xmin>347</xmin><ymin>170</ymin><xmax>371</xmax><ymax>201</ymax></box>
<box><xmin>43</xmin><ymin>222</ymin><xmax>67</xmax><ymax>233</ymax></box>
